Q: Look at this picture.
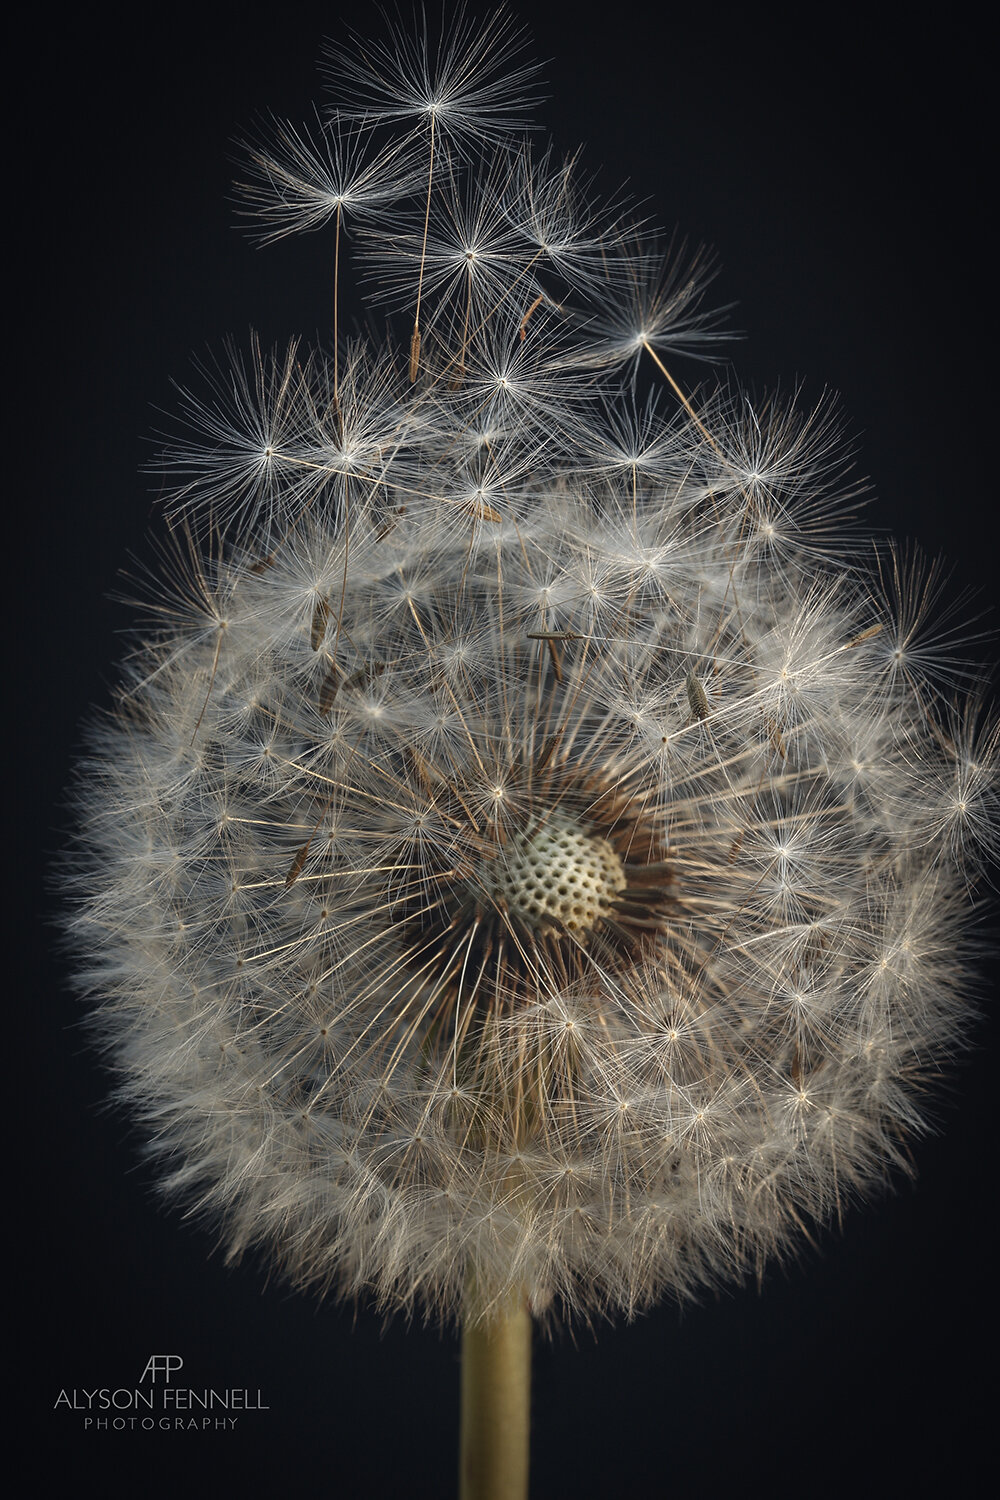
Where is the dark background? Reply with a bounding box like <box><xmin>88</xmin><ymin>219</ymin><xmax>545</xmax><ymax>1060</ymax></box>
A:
<box><xmin>19</xmin><ymin>3</ymin><xmax>995</xmax><ymax>1494</ymax></box>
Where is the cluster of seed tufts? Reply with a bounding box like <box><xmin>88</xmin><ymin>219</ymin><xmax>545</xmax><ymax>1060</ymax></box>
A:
<box><xmin>64</xmin><ymin>10</ymin><xmax>997</xmax><ymax>1326</ymax></box>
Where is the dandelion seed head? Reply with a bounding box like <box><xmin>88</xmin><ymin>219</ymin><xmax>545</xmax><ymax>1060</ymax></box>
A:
<box><xmin>64</xmin><ymin>12</ymin><xmax>997</xmax><ymax>1331</ymax></box>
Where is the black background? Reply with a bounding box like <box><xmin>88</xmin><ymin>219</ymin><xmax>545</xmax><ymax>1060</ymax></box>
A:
<box><xmin>19</xmin><ymin>3</ymin><xmax>996</xmax><ymax>1495</ymax></box>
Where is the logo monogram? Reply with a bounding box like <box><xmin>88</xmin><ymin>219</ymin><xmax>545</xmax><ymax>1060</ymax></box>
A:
<box><xmin>139</xmin><ymin>1355</ymin><xmax>184</xmax><ymax>1383</ymax></box>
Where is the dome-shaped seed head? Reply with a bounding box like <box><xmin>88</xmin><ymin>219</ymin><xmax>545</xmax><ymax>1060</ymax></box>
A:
<box><xmin>63</xmin><ymin>14</ymin><xmax>998</xmax><ymax>1330</ymax></box>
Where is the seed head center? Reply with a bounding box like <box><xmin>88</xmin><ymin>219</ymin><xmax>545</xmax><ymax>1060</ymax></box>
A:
<box><xmin>493</xmin><ymin>809</ymin><xmax>626</xmax><ymax>937</ymax></box>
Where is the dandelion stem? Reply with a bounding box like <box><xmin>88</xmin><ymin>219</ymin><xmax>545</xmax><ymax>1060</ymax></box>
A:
<box><xmin>459</xmin><ymin>1282</ymin><xmax>532</xmax><ymax>1500</ymax></box>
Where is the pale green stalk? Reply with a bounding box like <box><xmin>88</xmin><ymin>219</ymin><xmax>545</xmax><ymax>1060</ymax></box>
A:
<box><xmin>459</xmin><ymin>1284</ymin><xmax>532</xmax><ymax>1500</ymax></box>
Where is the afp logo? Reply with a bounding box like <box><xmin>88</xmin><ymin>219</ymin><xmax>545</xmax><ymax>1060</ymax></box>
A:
<box><xmin>139</xmin><ymin>1356</ymin><xmax>184</xmax><ymax>1383</ymax></box>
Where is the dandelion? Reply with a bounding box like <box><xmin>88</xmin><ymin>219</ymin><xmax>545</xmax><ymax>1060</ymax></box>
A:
<box><xmin>65</xmin><ymin>12</ymin><xmax>996</xmax><ymax>1499</ymax></box>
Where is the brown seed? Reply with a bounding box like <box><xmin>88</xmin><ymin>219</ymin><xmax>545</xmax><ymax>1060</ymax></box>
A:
<box><xmin>844</xmin><ymin>623</ymin><xmax>884</xmax><ymax>649</ymax></box>
<box><xmin>285</xmin><ymin>844</ymin><xmax>310</xmax><ymax>888</ymax></box>
<box><xmin>318</xmin><ymin>665</ymin><xmax>341</xmax><ymax>715</ymax></box>
<box><xmin>310</xmin><ymin>596</ymin><xmax>331</xmax><ymax>651</ymax></box>
<box><xmin>686</xmin><ymin>671</ymin><xmax>710</xmax><ymax>721</ymax></box>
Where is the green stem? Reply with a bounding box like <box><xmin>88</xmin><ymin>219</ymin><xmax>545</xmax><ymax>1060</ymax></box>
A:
<box><xmin>459</xmin><ymin>1284</ymin><xmax>532</xmax><ymax>1500</ymax></box>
